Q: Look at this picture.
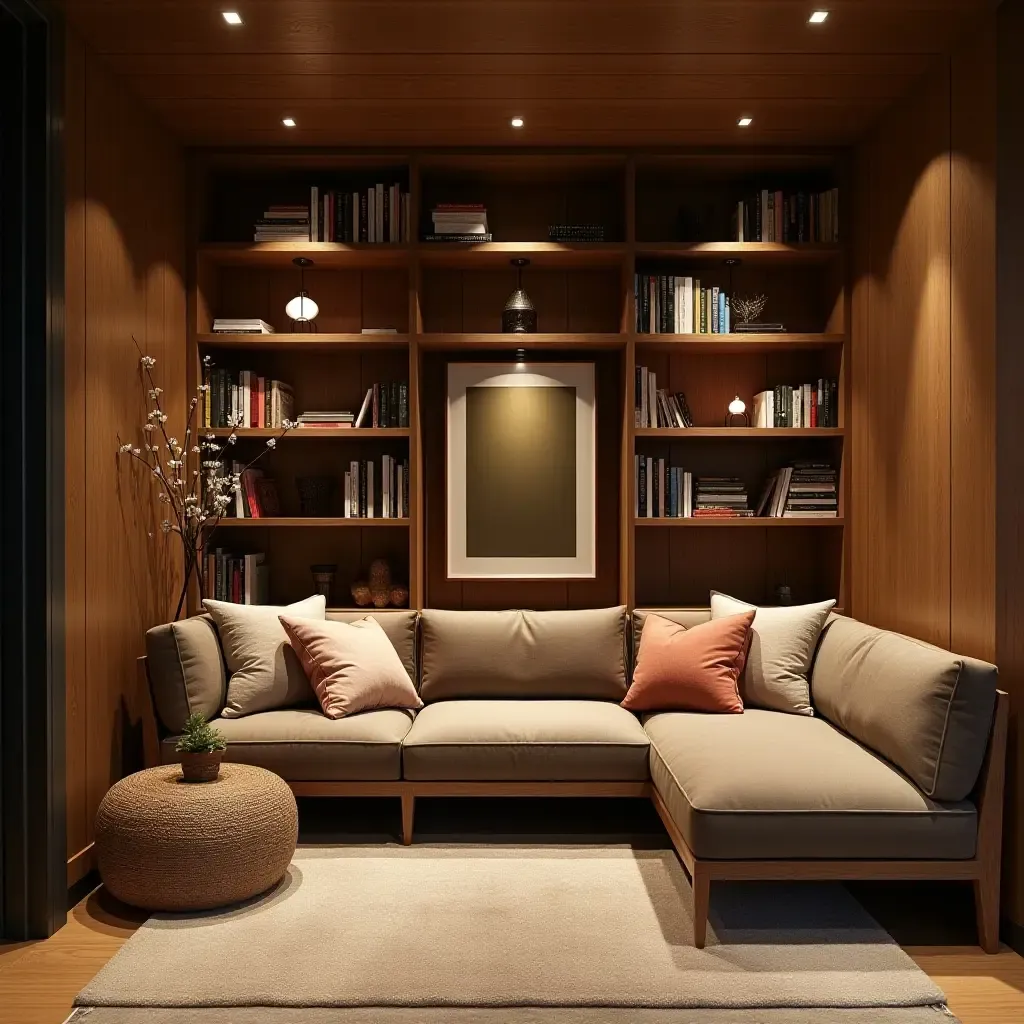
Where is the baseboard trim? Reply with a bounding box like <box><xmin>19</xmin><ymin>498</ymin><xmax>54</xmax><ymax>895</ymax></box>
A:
<box><xmin>1003</xmin><ymin>915</ymin><xmax>1024</xmax><ymax>955</ymax></box>
<box><xmin>66</xmin><ymin>843</ymin><xmax>95</xmax><ymax>888</ymax></box>
<box><xmin>67</xmin><ymin>868</ymin><xmax>99</xmax><ymax>910</ymax></box>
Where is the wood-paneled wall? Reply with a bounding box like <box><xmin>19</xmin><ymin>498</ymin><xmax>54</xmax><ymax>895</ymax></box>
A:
<box><xmin>64</xmin><ymin>32</ymin><xmax>187</xmax><ymax>886</ymax></box>
<box><xmin>850</xmin><ymin>22</ymin><xmax>1024</xmax><ymax>936</ymax></box>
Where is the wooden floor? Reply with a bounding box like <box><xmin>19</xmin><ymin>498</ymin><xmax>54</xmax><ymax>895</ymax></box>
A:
<box><xmin>1</xmin><ymin>886</ymin><xmax>1023</xmax><ymax>1024</ymax></box>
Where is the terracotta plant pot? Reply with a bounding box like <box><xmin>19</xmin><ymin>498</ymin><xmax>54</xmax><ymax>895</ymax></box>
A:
<box><xmin>179</xmin><ymin>750</ymin><xmax>225</xmax><ymax>783</ymax></box>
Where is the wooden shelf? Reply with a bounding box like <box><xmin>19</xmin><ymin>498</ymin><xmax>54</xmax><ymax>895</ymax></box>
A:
<box><xmin>635</xmin><ymin>427</ymin><xmax>844</xmax><ymax>438</ymax></box>
<box><xmin>416</xmin><ymin>241</ymin><xmax>626</xmax><ymax>269</ymax></box>
<box><xmin>197</xmin><ymin>243</ymin><xmax>410</xmax><ymax>269</ymax></box>
<box><xmin>635</xmin><ymin>517</ymin><xmax>845</xmax><ymax>528</ymax></box>
<box><xmin>197</xmin><ymin>333</ymin><xmax>410</xmax><ymax>350</ymax></box>
<box><xmin>212</xmin><ymin>518</ymin><xmax>410</xmax><ymax>528</ymax></box>
<box><xmin>631</xmin><ymin>332</ymin><xmax>845</xmax><ymax>353</ymax></box>
<box><xmin>419</xmin><ymin>332</ymin><xmax>626</xmax><ymax>350</ymax></box>
<box><xmin>205</xmin><ymin>428</ymin><xmax>410</xmax><ymax>439</ymax></box>
<box><xmin>634</xmin><ymin>242</ymin><xmax>843</xmax><ymax>265</ymax></box>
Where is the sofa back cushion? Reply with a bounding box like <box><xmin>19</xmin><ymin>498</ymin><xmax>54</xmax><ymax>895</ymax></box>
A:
<box><xmin>811</xmin><ymin>616</ymin><xmax>997</xmax><ymax>802</ymax></box>
<box><xmin>419</xmin><ymin>607</ymin><xmax>628</xmax><ymax>701</ymax></box>
<box><xmin>145</xmin><ymin>615</ymin><xmax>226</xmax><ymax>733</ymax></box>
<box><xmin>327</xmin><ymin>609</ymin><xmax>418</xmax><ymax>682</ymax></box>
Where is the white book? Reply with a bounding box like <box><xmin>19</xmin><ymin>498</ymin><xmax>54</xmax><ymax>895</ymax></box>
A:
<box><xmin>368</xmin><ymin>188</ymin><xmax>376</xmax><ymax>243</ymax></box>
<box><xmin>367</xmin><ymin>461</ymin><xmax>375</xmax><ymax>518</ymax></box>
<box><xmin>383</xmin><ymin>455</ymin><xmax>391</xmax><ymax>518</ymax></box>
<box><xmin>648</xmin><ymin>372</ymin><xmax>657</xmax><ymax>428</ymax></box>
<box><xmin>354</xmin><ymin>387</ymin><xmax>373</xmax><ymax>427</ymax></box>
<box><xmin>242</xmin><ymin>370</ymin><xmax>251</xmax><ymax>428</ymax></box>
<box><xmin>753</xmin><ymin>391</ymin><xmax>767</xmax><ymax>429</ymax></box>
<box><xmin>737</xmin><ymin>200</ymin><xmax>745</xmax><ymax>242</ymax></box>
<box><xmin>343</xmin><ymin>471</ymin><xmax>351</xmax><ymax>517</ymax></box>
<box><xmin>684</xmin><ymin>471</ymin><xmax>692</xmax><ymax>517</ymax></box>
<box><xmin>350</xmin><ymin>461</ymin><xmax>359</xmax><ymax>517</ymax></box>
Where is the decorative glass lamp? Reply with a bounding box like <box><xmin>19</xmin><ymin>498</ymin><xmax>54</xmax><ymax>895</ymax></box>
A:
<box><xmin>285</xmin><ymin>257</ymin><xmax>319</xmax><ymax>332</ymax></box>
<box><xmin>725</xmin><ymin>395</ymin><xmax>750</xmax><ymax>426</ymax></box>
<box><xmin>502</xmin><ymin>258</ymin><xmax>537</xmax><ymax>333</ymax></box>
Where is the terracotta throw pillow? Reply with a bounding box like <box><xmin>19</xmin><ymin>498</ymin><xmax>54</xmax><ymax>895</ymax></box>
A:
<box><xmin>622</xmin><ymin>611</ymin><xmax>755</xmax><ymax>713</ymax></box>
<box><xmin>279</xmin><ymin>614</ymin><xmax>423</xmax><ymax>720</ymax></box>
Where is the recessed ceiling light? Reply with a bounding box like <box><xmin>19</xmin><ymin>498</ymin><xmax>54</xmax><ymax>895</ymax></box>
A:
<box><xmin>737</xmin><ymin>116</ymin><xmax>753</xmax><ymax>127</ymax></box>
<box><xmin>222</xmin><ymin>11</ymin><xmax>243</xmax><ymax>25</ymax></box>
<box><xmin>809</xmin><ymin>11</ymin><xmax>829</xmax><ymax>23</ymax></box>
<box><xmin>510</xmin><ymin>117</ymin><xmax>524</xmax><ymax>129</ymax></box>
<box><xmin>282</xmin><ymin>117</ymin><xmax>296</xmax><ymax>128</ymax></box>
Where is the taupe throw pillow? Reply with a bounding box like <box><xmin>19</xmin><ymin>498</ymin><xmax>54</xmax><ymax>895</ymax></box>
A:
<box><xmin>710</xmin><ymin>592</ymin><xmax>835</xmax><ymax>716</ymax></box>
<box><xmin>203</xmin><ymin>595</ymin><xmax>326</xmax><ymax>717</ymax></box>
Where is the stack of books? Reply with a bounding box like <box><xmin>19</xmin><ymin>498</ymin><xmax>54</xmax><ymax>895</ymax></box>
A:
<box><xmin>204</xmin><ymin>369</ymin><xmax>294</xmax><ymax>429</ymax></box>
<box><xmin>634</xmin><ymin>456</ymin><xmax>694</xmax><ymax>518</ymax></box>
<box><xmin>634</xmin><ymin>275</ymin><xmax>731</xmax><ymax>334</ymax></box>
<box><xmin>297</xmin><ymin>410</ymin><xmax>355</xmax><ymax>429</ymax></box>
<box><xmin>343</xmin><ymin>456</ymin><xmax>410</xmax><ymax>519</ymax></box>
<box><xmin>732</xmin><ymin>188</ymin><xmax>840</xmax><ymax>243</ymax></box>
<box><xmin>212</xmin><ymin>318</ymin><xmax>274</xmax><ymax>335</ymax></box>
<box><xmin>760</xmin><ymin>463</ymin><xmax>838</xmax><ymax>518</ymax></box>
<box><xmin>204</xmin><ymin>548</ymin><xmax>269</xmax><ymax>604</ymax></box>
<box><xmin>752</xmin><ymin>379</ymin><xmax>839</xmax><ymax>428</ymax></box>
<box><xmin>254</xmin><ymin>205</ymin><xmax>310</xmax><ymax>242</ymax></box>
<box><xmin>694</xmin><ymin>477</ymin><xmax>751</xmax><ymax>517</ymax></box>
<box><xmin>309</xmin><ymin>184</ymin><xmax>410</xmax><ymax>243</ymax></box>
<box><xmin>423</xmin><ymin>204</ymin><xmax>492</xmax><ymax>242</ymax></box>
<box><xmin>354</xmin><ymin>382</ymin><xmax>410</xmax><ymax>428</ymax></box>
<box><xmin>548</xmin><ymin>225</ymin><xmax>605</xmax><ymax>242</ymax></box>
<box><xmin>634</xmin><ymin>367</ymin><xmax>693</xmax><ymax>428</ymax></box>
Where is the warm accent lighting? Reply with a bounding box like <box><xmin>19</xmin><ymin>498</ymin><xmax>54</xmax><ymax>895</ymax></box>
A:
<box><xmin>286</xmin><ymin>258</ymin><xmax>319</xmax><ymax>331</ymax></box>
<box><xmin>510</xmin><ymin>117</ymin><xmax>525</xmax><ymax>129</ymax></box>
<box><xmin>809</xmin><ymin>10</ymin><xmax>829</xmax><ymax>23</ymax></box>
<box><xmin>737</xmin><ymin>116</ymin><xmax>753</xmax><ymax>127</ymax></box>
<box><xmin>222</xmin><ymin>11</ymin><xmax>243</xmax><ymax>25</ymax></box>
<box><xmin>282</xmin><ymin>117</ymin><xmax>296</xmax><ymax>128</ymax></box>
<box><xmin>515</xmin><ymin>347</ymin><xmax>527</xmax><ymax>365</ymax></box>
<box><xmin>725</xmin><ymin>396</ymin><xmax>750</xmax><ymax>427</ymax></box>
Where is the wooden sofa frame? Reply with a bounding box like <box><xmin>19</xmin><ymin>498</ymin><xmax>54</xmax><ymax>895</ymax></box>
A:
<box><xmin>141</xmin><ymin>657</ymin><xmax>1008</xmax><ymax>953</ymax></box>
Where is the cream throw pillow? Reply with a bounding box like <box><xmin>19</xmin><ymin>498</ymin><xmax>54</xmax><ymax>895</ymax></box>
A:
<box><xmin>279</xmin><ymin>614</ymin><xmax>423</xmax><ymax>719</ymax></box>
<box><xmin>710</xmin><ymin>592</ymin><xmax>835</xmax><ymax>716</ymax></box>
<box><xmin>203</xmin><ymin>595</ymin><xmax>326</xmax><ymax>717</ymax></box>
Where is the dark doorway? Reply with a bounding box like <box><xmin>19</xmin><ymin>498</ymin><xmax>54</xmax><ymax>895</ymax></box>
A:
<box><xmin>0</xmin><ymin>0</ymin><xmax>65</xmax><ymax>940</ymax></box>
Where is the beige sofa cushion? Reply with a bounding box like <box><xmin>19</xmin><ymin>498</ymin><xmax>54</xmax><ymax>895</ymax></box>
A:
<box><xmin>145</xmin><ymin>615</ymin><xmax>226</xmax><ymax>732</ymax></box>
<box><xmin>812</xmin><ymin>616</ymin><xmax>997</xmax><ymax>803</ymax></box>
<box><xmin>402</xmin><ymin>700</ymin><xmax>650</xmax><ymax>781</ymax></box>
<box><xmin>161</xmin><ymin>707</ymin><xmax>414</xmax><ymax>781</ymax></box>
<box><xmin>327</xmin><ymin>609</ymin><xmax>418</xmax><ymax>682</ymax></box>
<box><xmin>419</xmin><ymin>607</ymin><xmax>628</xmax><ymax>701</ymax></box>
<box><xmin>204</xmin><ymin>595</ymin><xmax>326</xmax><ymax>718</ymax></box>
<box><xmin>645</xmin><ymin>709</ymin><xmax>977</xmax><ymax>860</ymax></box>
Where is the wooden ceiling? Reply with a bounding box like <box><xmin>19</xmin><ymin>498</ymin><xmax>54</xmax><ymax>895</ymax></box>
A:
<box><xmin>60</xmin><ymin>0</ymin><xmax>992</xmax><ymax>148</ymax></box>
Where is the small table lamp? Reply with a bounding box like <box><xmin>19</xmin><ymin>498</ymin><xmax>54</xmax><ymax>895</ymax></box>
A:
<box><xmin>725</xmin><ymin>395</ymin><xmax>750</xmax><ymax>426</ymax></box>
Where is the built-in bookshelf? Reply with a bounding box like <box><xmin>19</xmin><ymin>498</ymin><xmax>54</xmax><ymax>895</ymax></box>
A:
<box><xmin>187</xmin><ymin>150</ymin><xmax>848</xmax><ymax>613</ymax></box>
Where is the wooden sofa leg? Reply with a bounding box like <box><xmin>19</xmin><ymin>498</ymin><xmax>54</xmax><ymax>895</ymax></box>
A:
<box><xmin>401</xmin><ymin>794</ymin><xmax>415</xmax><ymax>846</ymax></box>
<box><xmin>973</xmin><ymin>873</ymin><xmax>1001</xmax><ymax>953</ymax></box>
<box><xmin>691</xmin><ymin>863</ymin><xmax>710</xmax><ymax>949</ymax></box>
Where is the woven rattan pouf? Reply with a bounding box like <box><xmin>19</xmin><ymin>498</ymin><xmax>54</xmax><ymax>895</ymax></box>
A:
<box><xmin>95</xmin><ymin>763</ymin><xmax>298</xmax><ymax>912</ymax></box>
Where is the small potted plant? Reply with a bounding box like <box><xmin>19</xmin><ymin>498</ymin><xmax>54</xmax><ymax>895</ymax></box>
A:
<box><xmin>175</xmin><ymin>713</ymin><xmax>227</xmax><ymax>782</ymax></box>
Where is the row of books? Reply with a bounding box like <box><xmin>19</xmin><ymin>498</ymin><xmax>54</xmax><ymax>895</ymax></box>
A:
<box><xmin>204</xmin><ymin>370</ymin><xmax>294</xmax><ymax>429</ymax></box>
<box><xmin>211</xmin><ymin>318</ymin><xmax>274</xmax><ymax>335</ymax></box>
<box><xmin>634</xmin><ymin>459</ymin><xmax>838</xmax><ymax>519</ymax></box>
<box><xmin>759</xmin><ymin>463</ymin><xmax>839</xmax><ymax>518</ymax></box>
<box><xmin>634</xmin><ymin>368</ymin><xmax>693</xmax><ymax>429</ymax></box>
<box><xmin>315</xmin><ymin>184</ymin><xmax>410</xmax><ymax>243</ymax></box>
<box><xmin>226</xmin><ymin>462</ymin><xmax>281</xmax><ymax>519</ymax></box>
<box><xmin>354</xmin><ymin>382</ymin><xmax>410</xmax><ymax>428</ymax></box>
<box><xmin>422</xmin><ymin>203</ymin><xmax>492</xmax><ymax>243</ymax></box>
<box><xmin>635</xmin><ymin>276</ymin><xmax>732</xmax><ymax>334</ymax></box>
<box><xmin>752</xmin><ymin>380</ymin><xmax>839</xmax><ymax>429</ymax></box>
<box><xmin>732</xmin><ymin>188</ymin><xmax>840</xmax><ymax>244</ymax></box>
<box><xmin>344</xmin><ymin>456</ymin><xmax>410</xmax><ymax>519</ymax></box>
<box><xmin>204</xmin><ymin>549</ymin><xmax>269</xmax><ymax>604</ymax></box>
<box><xmin>548</xmin><ymin>224</ymin><xmax>606</xmax><ymax>242</ymax></box>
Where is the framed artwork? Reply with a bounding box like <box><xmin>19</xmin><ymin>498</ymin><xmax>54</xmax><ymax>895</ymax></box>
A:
<box><xmin>447</xmin><ymin>362</ymin><xmax>596</xmax><ymax>579</ymax></box>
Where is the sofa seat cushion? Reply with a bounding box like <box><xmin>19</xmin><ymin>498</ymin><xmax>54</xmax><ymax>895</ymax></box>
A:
<box><xmin>160</xmin><ymin>707</ymin><xmax>414</xmax><ymax>782</ymax></box>
<box><xmin>645</xmin><ymin>710</ymin><xmax>977</xmax><ymax>860</ymax></box>
<box><xmin>402</xmin><ymin>700</ymin><xmax>650</xmax><ymax>781</ymax></box>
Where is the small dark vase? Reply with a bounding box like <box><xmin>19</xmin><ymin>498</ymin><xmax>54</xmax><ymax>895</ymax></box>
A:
<box><xmin>502</xmin><ymin>258</ymin><xmax>537</xmax><ymax>333</ymax></box>
<box><xmin>179</xmin><ymin>750</ymin><xmax>224</xmax><ymax>783</ymax></box>
<box><xmin>310</xmin><ymin>563</ymin><xmax>337</xmax><ymax>602</ymax></box>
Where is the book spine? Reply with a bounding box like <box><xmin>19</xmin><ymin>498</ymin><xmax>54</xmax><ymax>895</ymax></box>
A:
<box><xmin>638</xmin><ymin>458</ymin><xmax>647</xmax><ymax>518</ymax></box>
<box><xmin>398</xmin><ymin>383</ymin><xmax>409</xmax><ymax>428</ymax></box>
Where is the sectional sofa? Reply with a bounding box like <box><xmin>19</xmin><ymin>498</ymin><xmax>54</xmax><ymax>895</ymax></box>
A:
<box><xmin>144</xmin><ymin>605</ymin><xmax>1006</xmax><ymax>951</ymax></box>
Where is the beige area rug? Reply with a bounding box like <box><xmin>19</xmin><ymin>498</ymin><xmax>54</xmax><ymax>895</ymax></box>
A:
<box><xmin>76</xmin><ymin>845</ymin><xmax>948</xmax><ymax>1013</ymax></box>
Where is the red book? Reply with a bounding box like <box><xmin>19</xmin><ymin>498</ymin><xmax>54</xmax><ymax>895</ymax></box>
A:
<box><xmin>298</xmin><ymin>422</ymin><xmax>352</xmax><ymax>429</ymax></box>
<box><xmin>232</xmin><ymin>564</ymin><xmax>241</xmax><ymax>603</ymax></box>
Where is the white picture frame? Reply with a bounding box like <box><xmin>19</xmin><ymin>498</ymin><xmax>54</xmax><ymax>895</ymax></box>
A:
<box><xmin>447</xmin><ymin>362</ymin><xmax>597</xmax><ymax>579</ymax></box>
